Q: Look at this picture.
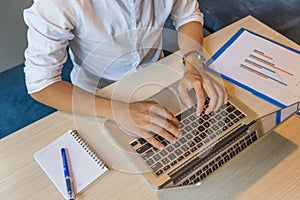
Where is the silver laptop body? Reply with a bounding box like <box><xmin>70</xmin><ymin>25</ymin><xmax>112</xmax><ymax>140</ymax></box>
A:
<box><xmin>104</xmin><ymin>81</ymin><xmax>298</xmax><ymax>189</ymax></box>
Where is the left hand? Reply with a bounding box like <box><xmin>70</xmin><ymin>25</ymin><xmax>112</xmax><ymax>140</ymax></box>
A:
<box><xmin>178</xmin><ymin>61</ymin><xmax>228</xmax><ymax>116</ymax></box>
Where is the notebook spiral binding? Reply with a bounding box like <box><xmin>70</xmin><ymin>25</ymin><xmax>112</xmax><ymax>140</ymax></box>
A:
<box><xmin>70</xmin><ymin>130</ymin><xmax>108</xmax><ymax>170</ymax></box>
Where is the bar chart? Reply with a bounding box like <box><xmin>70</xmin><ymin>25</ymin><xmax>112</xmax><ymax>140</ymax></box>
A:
<box><xmin>240</xmin><ymin>49</ymin><xmax>294</xmax><ymax>87</ymax></box>
<box><xmin>208</xmin><ymin>29</ymin><xmax>300</xmax><ymax>106</ymax></box>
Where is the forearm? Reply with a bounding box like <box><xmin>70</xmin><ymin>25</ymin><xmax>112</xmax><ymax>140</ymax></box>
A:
<box><xmin>30</xmin><ymin>81</ymin><xmax>122</xmax><ymax>120</ymax></box>
<box><xmin>178</xmin><ymin>21</ymin><xmax>203</xmax><ymax>54</ymax></box>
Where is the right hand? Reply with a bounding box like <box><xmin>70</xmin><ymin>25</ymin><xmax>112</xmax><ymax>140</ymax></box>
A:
<box><xmin>112</xmin><ymin>100</ymin><xmax>181</xmax><ymax>149</ymax></box>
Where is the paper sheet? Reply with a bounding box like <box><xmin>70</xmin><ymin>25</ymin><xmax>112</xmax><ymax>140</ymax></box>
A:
<box><xmin>208</xmin><ymin>30</ymin><xmax>300</xmax><ymax>107</ymax></box>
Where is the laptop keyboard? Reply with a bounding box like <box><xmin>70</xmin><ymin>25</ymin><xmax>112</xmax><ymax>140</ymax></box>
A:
<box><xmin>177</xmin><ymin>130</ymin><xmax>258</xmax><ymax>186</ymax></box>
<box><xmin>130</xmin><ymin>100</ymin><xmax>246</xmax><ymax>177</ymax></box>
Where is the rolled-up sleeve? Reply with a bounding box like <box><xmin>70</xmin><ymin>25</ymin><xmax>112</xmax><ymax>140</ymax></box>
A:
<box><xmin>171</xmin><ymin>0</ymin><xmax>204</xmax><ymax>30</ymax></box>
<box><xmin>23</xmin><ymin>0</ymin><xmax>76</xmax><ymax>94</ymax></box>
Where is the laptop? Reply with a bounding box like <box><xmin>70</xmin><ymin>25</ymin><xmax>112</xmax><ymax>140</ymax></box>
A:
<box><xmin>104</xmin><ymin>81</ymin><xmax>299</xmax><ymax>189</ymax></box>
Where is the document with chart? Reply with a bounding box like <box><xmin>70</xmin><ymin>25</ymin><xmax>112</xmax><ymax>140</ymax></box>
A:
<box><xmin>207</xmin><ymin>28</ymin><xmax>300</xmax><ymax>121</ymax></box>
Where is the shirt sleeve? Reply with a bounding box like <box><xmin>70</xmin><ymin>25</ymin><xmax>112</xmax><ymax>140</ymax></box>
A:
<box><xmin>171</xmin><ymin>0</ymin><xmax>204</xmax><ymax>30</ymax></box>
<box><xmin>23</xmin><ymin>0</ymin><xmax>76</xmax><ymax>94</ymax></box>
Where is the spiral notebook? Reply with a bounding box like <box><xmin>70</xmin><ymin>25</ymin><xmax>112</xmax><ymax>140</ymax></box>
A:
<box><xmin>34</xmin><ymin>130</ymin><xmax>109</xmax><ymax>199</ymax></box>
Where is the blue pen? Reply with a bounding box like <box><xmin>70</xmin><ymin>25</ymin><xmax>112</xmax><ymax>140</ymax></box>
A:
<box><xmin>61</xmin><ymin>148</ymin><xmax>75</xmax><ymax>200</ymax></box>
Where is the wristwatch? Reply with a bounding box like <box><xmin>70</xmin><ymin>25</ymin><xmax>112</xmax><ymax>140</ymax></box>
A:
<box><xmin>182</xmin><ymin>49</ymin><xmax>206</xmax><ymax>67</ymax></box>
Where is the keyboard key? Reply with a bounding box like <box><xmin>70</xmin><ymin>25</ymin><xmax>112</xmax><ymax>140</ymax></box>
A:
<box><xmin>203</xmin><ymin>138</ymin><xmax>210</xmax><ymax>144</ymax></box>
<box><xmin>190</xmin><ymin>115</ymin><xmax>196</xmax><ymax>121</ymax></box>
<box><xmin>138</xmin><ymin>138</ymin><xmax>147</xmax><ymax>145</ymax></box>
<box><xmin>183</xmin><ymin>119</ymin><xmax>190</xmax><ymax>125</ymax></box>
<box><xmin>136</xmin><ymin>143</ymin><xmax>152</xmax><ymax>154</ymax></box>
<box><xmin>191</xmin><ymin>147</ymin><xmax>197</xmax><ymax>152</ymax></box>
<box><xmin>146</xmin><ymin>158</ymin><xmax>154</xmax><ymax>166</ymax></box>
<box><xmin>185</xmin><ymin>125</ymin><xmax>192</xmax><ymax>132</ymax></box>
<box><xmin>168</xmin><ymin>153</ymin><xmax>176</xmax><ymax>161</ymax></box>
<box><xmin>215</xmin><ymin>115</ymin><xmax>222</xmax><ymax>120</ymax></box>
<box><xmin>212</xmin><ymin>164</ymin><xmax>218</xmax><ymax>171</ymax></box>
<box><xmin>153</xmin><ymin>154</ymin><xmax>161</xmax><ymax>161</ymax></box>
<box><xmin>191</xmin><ymin>122</ymin><xmax>198</xmax><ymax>128</ymax></box>
<box><xmin>184</xmin><ymin>151</ymin><xmax>191</xmax><ymax>157</ymax></box>
<box><xmin>162</xmin><ymin>157</ymin><xmax>170</xmax><ymax>165</ymax></box>
<box><xmin>151</xmin><ymin>162</ymin><xmax>163</xmax><ymax>171</ymax></box>
<box><xmin>209</xmin><ymin>118</ymin><xmax>216</xmax><ymax>124</ymax></box>
<box><xmin>203</xmin><ymin>114</ymin><xmax>210</xmax><ymax>120</ymax></box>
<box><xmin>179</xmin><ymin>137</ymin><xmax>187</xmax><ymax>144</ymax></box>
<box><xmin>191</xmin><ymin>129</ymin><xmax>199</xmax><ymax>136</ymax></box>
<box><xmin>229</xmin><ymin>151</ymin><xmax>236</xmax><ymax>158</ymax></box>
<box><xmin>170</xmin><ymin>160</ymin><xmax>177</xmax><ymax>166</ymax></box>
<box><xmin>199</xmin><ymin>173</ymin><xmax>207</xmax><ymax>180</ymax></box>
<box><xmin>234</xmin><ymin>110</ymin><xmax>241</xmax><ymax>116</ymax></box>
<box><xmin>198</xmin><ymin>125</ymin><xmax>205</xmax><ymax>132</ymax></box>
<box><xmin>188</xmin><ymin>141</ymin><xmax>196</xmax><ymax>147</ymax></box>
<box><xmin>199</xmin><ymin>132</ymin><xmax>207</xmax><ymax>139</ymax></box>
<box><xmin>206</xmin><ymin>129</ymin><xmax>213</xmax><ymax>135</ymax></box>
<box><xmin>159</xmin><ymin>149</ymin><xmax>168</xmax><ymax>157</ymax></box>
<box><xmin>206</xmin><ymin>168</ymin><xmax>213</xmax><ymax>176</ymax></box>
<box><xmin>197</xmin><ymin>142</ymin><xmax>203</xmax><ymax>148</ymax></box>
<box><xmin>224</xmin><ymin>155</ymin><xmax>230</xmax><ymax>163</ymax></box>
<box><xmin>163</xmin><ymin>165</ymin><xmax>170</xmax><ymax>171</ymax></box>
<box><xmin>239</xmin><ymin>113</ymin><xmax>245</xmax><ymax>119</ymax></box>
<box><xmin>203</xmin><ymin>122</ymin><xmax>210</xmax><ymax>128</ymax></box>
<box><xmin>194</xmin><ymin>136</ymin><xmax>201</xmax><ymax>143</ymax></box>
<box><xmin>130</xmin><ymin>141</ymin><xmax>138</xmax><ymax>147</ymax></box>
<box><xmin>166</xmin><ymin>145</ymin><xmax>175</xmax><ymax>153</ymax></box>
<box><xmin>226</xmin><ymin>105</ymin><xmax>235</xmax><ymax>113</ymax></box>
<box><xmin>141</xmin><ymin>149</ymin><xmax>154</xmax><ymax>160</ymax></box>
<box><xmin>175</xmin><ymin>149</ymin><xmax>183</xmax><ymax>156</ymax></box>
<box><xmin>185</xmin><ymin>133</ymin><xmax>193</xmax><ymax>140</ymax></box>
<box><xmin>218</xmin><ymin>160</ymin><xmax>224</xmax><ymax>167</ymax></box>
<box><xmin>181</xmin><ymin>144</ymin><xmax>189</xmax><ymax>151</ymax></box>
<box><xmin>182</xmin><ymin>179</ymin><xmax>190</xmax><ymax>185</ymax></box>
<box><xmin>173</xmin><ymin>141</ymin><xmax>181</xmax><ymax>148</ymax></box>
<box><xmin>156</xmin><ymin>169</ymin><xmax>163</xmax><ymax>176</ymax></box>
<box><xmin>190</xmin><ymin>174</ymin><xmax>196</xmax><ymax>181</ymax></box>
<box><xmin>177</xmin><ymin>155</ymin><xmax>184</xmax><ymax>162</ymax></box>
<box><xmin>209</xmin><ymin>160</ymin><xmax>215</xmax><ymax>166</ymax></box>
<box><xmin>196</xmin><ymin>169</ymin><xmax>202</xmax><ymax>176</ymax></box>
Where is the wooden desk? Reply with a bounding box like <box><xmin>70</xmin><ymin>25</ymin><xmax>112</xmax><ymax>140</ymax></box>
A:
<box><xmin>1</xmin><ymin>16</ymin><xmax>300</xmax><ymax>200</ymax></box>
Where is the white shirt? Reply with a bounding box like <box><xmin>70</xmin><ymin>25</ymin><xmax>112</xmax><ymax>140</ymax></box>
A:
<box><xmin>24</xmin><ymin>0</ymin><xmax>203</xmax><ymax>93</ymax></box>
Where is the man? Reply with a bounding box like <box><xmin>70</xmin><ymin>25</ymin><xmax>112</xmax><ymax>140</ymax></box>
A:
<box><xmin>23</xmin><ymin>0</ymin><xmax>227</xmax><ymax>149</ymax></box>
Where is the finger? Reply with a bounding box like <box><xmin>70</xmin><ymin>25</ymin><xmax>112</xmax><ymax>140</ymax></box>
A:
<box><xmin>191</xmin><ymin>81</ymin><xmax>206</xmax><ymax>116</ymax></box>
<box><xmin>212</xmin><ymin>85</ymin><xmax>226</xmax><ymax>112</ymax></box>
<box><xmin>150</xmin><ymin>104</ymin><xmax>180</xmax><ymax>129</ymax></box>
<box><xmin>150</xmin><ymin>113</ymin><xmax>181</xmax><ymax>138</ymax></box>
<box><xmin>202</xmin><ymin>79</ymin><xmax>218</xmax><ymax>114</ymax></box>
<box><xmin>178</xmin><ymin>80</ymin><xmax>193</xmax><ymax>108</ymax></box>
<box><xmin>146</xmin><ymin>122</ymin><xmax>177</xmax><ymax>144</ymax></box>
<box><xmin>223</xmin><ymin>89</ymin><xmax>229</xmax><ymax>104</ymax></box>
<box><xmin>144</xmin><ymin>134</ymin><xmax>165</xmax><ymax>150</ymax></box>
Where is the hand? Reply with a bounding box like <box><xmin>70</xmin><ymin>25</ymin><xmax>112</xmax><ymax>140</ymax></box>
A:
<box><xmin>178</xmin><ymin>62</ymin><xmax>228</xmax><ymax>115</ymax></box>
<box><xmin>112</xmin><ymin>100</ymin><xmax>181</xmax><ymax>149</ymax></box>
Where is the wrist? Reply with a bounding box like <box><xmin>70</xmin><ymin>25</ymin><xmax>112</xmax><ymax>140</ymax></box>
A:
<box><xmin>182</xmin><ymin>49</ymin><xmax>206</xmax><ymax>67</ymax></box>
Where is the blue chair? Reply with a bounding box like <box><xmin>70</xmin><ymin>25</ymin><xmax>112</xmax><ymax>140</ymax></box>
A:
<box><xmin>0</xmin><ymin>56</ymin><xmax>73</xmax><ymax>138</ymax></box>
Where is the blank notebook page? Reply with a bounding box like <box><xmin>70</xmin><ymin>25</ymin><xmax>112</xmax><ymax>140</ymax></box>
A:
<box><xmin>34</xmin><ymin>130</ymin><xmax>108</xmax><ymax>199</ymax></box>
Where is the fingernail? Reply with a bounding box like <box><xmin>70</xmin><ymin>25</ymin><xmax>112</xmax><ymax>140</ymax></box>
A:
<box><xmin>172</xmin><ymin>138</ymin><xmax>177</xmax><ymax>144</ymax></box>
<box><xmin>159</xmin><ymin>144</ymin><xmax>164</xmax><ymax>150</ymax></box>
<box><xmin>177</xmin><ymin>132</ymin><xmax>182</xmax><ymax>138</ymax></box>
